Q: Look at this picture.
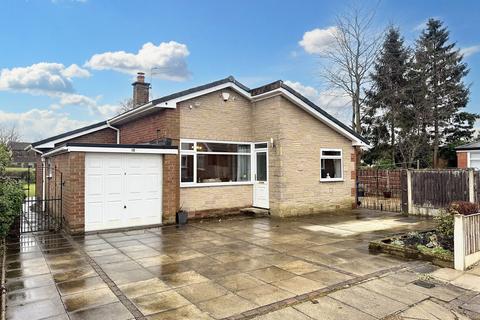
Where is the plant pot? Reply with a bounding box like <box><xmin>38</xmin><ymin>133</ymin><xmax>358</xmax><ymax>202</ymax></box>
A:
<box><xmin>176</xmin><ymin>210</ymin><xmax>188</xmax><ymax>225</ymax></box>
<box><xmin>383</xmin><ymin>191</ymin><xmax>392</xmax><ymax>199</ymax></box>
<box><xmin>357</xmin><ymin>189</ymin><xmax>365</xmax><ymax>197</ymax></box>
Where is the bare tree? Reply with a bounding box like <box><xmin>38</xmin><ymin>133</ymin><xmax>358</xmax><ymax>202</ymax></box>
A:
<box><xmin>0</xmin><ymin>124</ymin><xmax>20</xmax><ymax>146</ymax></box>
<box><xmin>117</xmin><ymin>98</ymin><xmax>135</xmax><ymax>115</ymax></box>
<box><xmin>320</xmin><ymin>5</ymin><xmax>381</xmax><ymax>133</ymax></box>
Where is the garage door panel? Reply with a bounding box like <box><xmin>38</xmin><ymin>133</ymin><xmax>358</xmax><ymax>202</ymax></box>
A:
<box><xmin>85</xmin><ymin>153</ymin><xmax>163</xmax><ymax>232</ymax></box>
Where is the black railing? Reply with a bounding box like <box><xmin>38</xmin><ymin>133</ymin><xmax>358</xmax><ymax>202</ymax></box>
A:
<box><xmin>19</xmin><ymin>165</ymin><xmax>63</xmax><ymax>233</ymax></box>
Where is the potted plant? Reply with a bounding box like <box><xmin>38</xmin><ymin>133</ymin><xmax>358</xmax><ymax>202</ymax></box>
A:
<box><xmin>176</xmin><ymin>204</ymin><xmax>188</xmax><ymax>225</ymax></box>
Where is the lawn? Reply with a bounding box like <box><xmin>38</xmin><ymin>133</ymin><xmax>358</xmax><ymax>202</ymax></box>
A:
<box><xmin>22</xmin><ymin>183</ymin><xmax>36</xmax><ymax>197</ymax></box>
<box><xmin>5</xmin><ymin>167</ymin><xmax>30</xmax><ymax>172</ymax></box>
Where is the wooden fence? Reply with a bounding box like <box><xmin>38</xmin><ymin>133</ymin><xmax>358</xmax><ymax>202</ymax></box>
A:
<box><xmin>411</xmin><ymin>170</ymin><xmax>470</xmax><ymax>209</ymax></box>
<box><xmin>357</xmin><ymin>168</ymin><xmax>479</xmax><ymax>215</ymax></box>
<box><xmin>454</xmin><ymin>212</ymin><xmax>480</xmax><ymax>270</ymax></box>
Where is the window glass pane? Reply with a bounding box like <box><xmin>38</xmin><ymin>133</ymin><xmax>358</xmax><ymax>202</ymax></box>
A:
<box><xmin>321</xmin><ymin>159</ymin><xmax>342</xmax><ymax>179</ymax></box>
<box><xmin>256</xmin><ymin>152</ymin><xmax>267</xmax><ymax>181</ymax></box>
<box><xmin>470</xmin><ymin>152</ymin><xmax>480</xmax><ymax>160</ymax></box>
<box><xmin>181</xmin><ymin>142</ymin><xmax>194</xmax><ymax>151</ymax></box>
<box><xmin>322</xmin><ymin>150</ymin><xmax>341</xmax><ymax>157</ymax></box>
<box><xmin>197</xmin><ymin>142</ymin><xmax>250</xmax><ymax>153</ymax></box>
<box><xmin>197</xmin><ymin>154</ymin><xmax>250</xmax><ymax>183</ymax></box>
<box><xmin>181</xmin><ymin>155</ymin><xmax>194</xmax><ymax>182</ymax></box>
<box><xmin>255</xmin><ymin>143</ymin><xmax>268</xmax><ymax>149</ymax></box>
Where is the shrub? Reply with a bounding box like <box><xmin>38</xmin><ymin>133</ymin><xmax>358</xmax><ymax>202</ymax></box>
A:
<box><xmin>447</xmin><ymin>201</ymin><xmax>479</xmax><ymax>216</ymax></box>
<box><xmin>0</xmin><ymin>179</ymin><xmax>25</xmax><ymax>237</ymax></box>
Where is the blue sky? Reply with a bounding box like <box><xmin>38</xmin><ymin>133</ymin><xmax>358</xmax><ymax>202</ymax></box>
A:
<box><xmin>0</xmin><ymin>0</ymin><xmax>479</xmax><ymax>141</ymax></box>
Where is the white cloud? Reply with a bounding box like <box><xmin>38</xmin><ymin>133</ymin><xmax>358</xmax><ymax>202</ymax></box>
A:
<box><xmin>0</xmin><ymin>62</ymin><xmax>90</xmax><ymax>96</ymax></box>
<box><xmin>0</xmin><ymin>109</ymin><xmax>91</xmax><ymax>141</ymax></box>
<box><xmin>299</xmin><ymin>27</ymin><xmax>338</xmax><ymax>55</ymax></box>
<box><xmin>85</xmin><ymin>41</ymin><xmax>190</xmax><ymax>81</ymax></box>
<box><xmin>460</xmin><ymin>45</ymin><xmax>480</xmax><ymax>58</ymax></box>
<box><xmin>284</xmin><ymin>80</ymin><xmax>351</xmax><ymax>123</ymax></box>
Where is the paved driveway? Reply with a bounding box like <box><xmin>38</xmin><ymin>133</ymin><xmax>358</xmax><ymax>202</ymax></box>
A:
<box><xmin>3</xmin><ymin>210</ymin><xmax>478</xmax><ymax>320</ymax></box>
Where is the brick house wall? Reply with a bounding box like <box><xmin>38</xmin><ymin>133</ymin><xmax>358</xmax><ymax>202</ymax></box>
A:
<box><xmin>46</xmin><ymin>152</ymin><xmax>85</xmax><ymax>234</ymax></box>
<box><xmin>55</xmin><ymin>128</ymin><xmax>117</xmax><ymax>147</ymax></box>
<box><xmin>118</xmin><ymin>109</ymin><xmax>180</xmax><ymax>145</ymax></box>
<box><xmin>457</xmin><ymin>151</ymin><xmax>468</xmax><ymax>168</ymax></box>
<box><xmin>178</xmin><ymin>88</ymin><xmax>254</xmax><ymax>215</ymax></box>
<box><xmin>268</xmin><ymin>96</ymin><xmax>356</xmax><ymax>216</ymax></box>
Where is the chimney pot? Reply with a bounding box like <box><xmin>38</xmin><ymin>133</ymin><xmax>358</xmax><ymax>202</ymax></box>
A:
<box><xmin>136</xmin><ymin>72</ymin><xmax>145</xmax><ymax>83</ymax></box>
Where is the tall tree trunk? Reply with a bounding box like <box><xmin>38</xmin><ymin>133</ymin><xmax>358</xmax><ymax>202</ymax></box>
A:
<box><xmin>355</xmin><ymin>86</ymin><xmax>361</xmax><ymax>133</ymax></box>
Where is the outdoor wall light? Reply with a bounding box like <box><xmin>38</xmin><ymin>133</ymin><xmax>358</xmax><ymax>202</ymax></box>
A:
<box><xmin>270</xmin><ymin>137</ymin><xmax>275</xmax><ymax>148</ymax></box>
<box><xmin>222</xmin><ymin>92</ymin><xmax>230</xmax><ymax>101</ymax></box>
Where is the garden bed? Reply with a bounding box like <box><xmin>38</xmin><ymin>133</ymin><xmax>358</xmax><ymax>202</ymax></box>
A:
<box><xmin>369</xmin><ymin>231</ymin><xmax>454</xmax><ymax>268</ymax></box>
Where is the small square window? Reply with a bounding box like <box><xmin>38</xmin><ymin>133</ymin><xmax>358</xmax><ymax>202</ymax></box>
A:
<box><xmin>181</xmin><ymin>142</ymin><xmax>194</xmax><ymax>151</ymax></box>
<box><xmin>320</xmin><ymin>149</ymin><xmax>343</xmax><ymax>181</ymax></box>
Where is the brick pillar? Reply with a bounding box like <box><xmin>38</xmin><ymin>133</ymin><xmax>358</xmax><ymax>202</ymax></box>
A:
<box><xmin>66</xmin><ymin>152</ymin><xmax>85</xmax><ymax>234</ymax></box>
<box><xmin>162</xmin><ymin>154</ymin><xmax>180</xmax><ymax>224</ymax></box>
<box><xmin>457</xmin><ymin>151</ymin><xmax>468</xmax><ymax>168</ymax></box>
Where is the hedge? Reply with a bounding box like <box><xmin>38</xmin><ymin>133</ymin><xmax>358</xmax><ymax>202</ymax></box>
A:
<box><xmin>0</xmin><ymin>179</ymin><xmax>25</xmax><ymax>237</ymax></box>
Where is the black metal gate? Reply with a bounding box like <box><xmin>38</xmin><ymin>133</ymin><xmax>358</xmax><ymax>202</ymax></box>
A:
<box><xmin>20</xmin><ymin>165</ymin><xmax>63</xmax><ymax>233</ymax></box>
<box><xmin>356</xmin><ymin>168</ymin><xmax>404</xmax><ymax>213</ymax></box>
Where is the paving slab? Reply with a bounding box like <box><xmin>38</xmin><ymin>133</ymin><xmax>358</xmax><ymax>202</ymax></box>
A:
<box><xmin>360</xmin><ymin>278</ymin><xmax>429</xmax><ymax>305</ymax></box>
<box><xmin>328</xmin><ymin>286</ymin><xmax>407</xmax><ymax>318</ymax></box>
<box><xmin>68</xmin><ymin>301</ymin><xmax>133</xmax><ymax>320</ymax></box>
<box><xmin>237</xmin><ymin>283</ymin><xmax>295</xmax><ymax>305</ymax></box>
<box><xmin>131</xmin><ymin>290</ymin><xmax>191</xmax><ymax>315</ymax></box>
<box><xmin>401</xmin><ymin>299</ymin><xmax>471</xmax><ymax>320</ymax></box>
<box><xmin>118</xmin><ymin>277</ymin><xmax>171</xmax><ymax>299</ymax></box>
<box><xmin>451</xmin><ymin>273</ymin><xmax>480</xmax><ymax>292</ymax></box>
<box><xmin>197</xmin><ymin>293</ymin><xmax>257</xmax><ymax>319</ymax></box>
<box><xmin>176</xmin><ymin>281</ymin><xmax>229</xmax><ymax>303</ymax></box>
<box><xmin>294</xmin><ymin>296</ymin><xmax>376</xmax><ymax>320</ymax></box>
<box><xmin>253</xmin><ymin>307</ymin><xmax>313</xmax><ymax>320</ymax></box>
<box><xmin>430</xmin><ymin>267</ymin><xmax>464</xmax><ymax>282</ymax></box>
<box><xmin>147</xmin><ymin>304</ymin><xmax>214</xmax><ymax>320</ymax></box>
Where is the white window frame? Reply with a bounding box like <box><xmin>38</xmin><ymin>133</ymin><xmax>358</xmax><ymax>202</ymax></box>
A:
<box><xmin>320</xmin><ymin>148</ymin><xmax>344</xmax><ymax>182</ymax></box>
<box><xmin>180</xmin><ymin>139</ymin><xmax>254</xmax><ymax>187</ymax></box>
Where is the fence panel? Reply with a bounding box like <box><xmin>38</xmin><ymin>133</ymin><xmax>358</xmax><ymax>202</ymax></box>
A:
<box><xmin>412</xmin><ymin>170</ymin><xmax>469</xmax><ymax>208</ymax></box>
<box><xmin>357</xmin><ymin>168</ymin><xmax>403</xmax><ymax>212</ymax></box>
<box><xmin>454</xmin><ymin>212</ymin><xmax>480</xmax><ymax>270</ymax></box>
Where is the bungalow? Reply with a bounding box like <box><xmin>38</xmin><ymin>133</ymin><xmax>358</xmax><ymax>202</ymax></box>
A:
<box><xmin>456</xmin><ymin>141</ymin><xmax>480</xmax><ymax>169</ymax></box>
<box><xmin>28</xmin><ymin>73</ymin><xmax>368</xmax><ymax>234</ymax></box>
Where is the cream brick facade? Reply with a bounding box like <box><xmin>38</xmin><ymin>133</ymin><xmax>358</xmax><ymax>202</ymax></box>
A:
<box><xmin>177</xmin><ymin>88</ymin><xmax>356</xmax><ymax>216</ymax></box>
<box><xmin>180</xmin><ymin>186</ymin><xmax>253</xmax><ymax>213</ymax></box>
<box><xmin>179</xmin><ymin>88</ymin><xmax>254</xmax><ymax>212</ymax></box>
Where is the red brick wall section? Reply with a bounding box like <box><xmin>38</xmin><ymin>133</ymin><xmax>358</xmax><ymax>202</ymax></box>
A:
<box><xmin>119</xmin><ymin>109</ymin><xmax>180</xmax><ymax>145</ymax></box>
<box><xmin>162</xmin><ymin>154</ymin><xmax>180</xmax><ymax>224</ymax></box>
<box><xmin>56</xmin><ymin>128</ymin><xmax>117</xmax><ymax>146</ymax></box>
<box><xmin>457</xmin><ymin>152</ymin><xmax>468</xmax><ymax>168</ymax></box>
<box><xmin>46</xmin><ymin>152</ymin><xmax>85</xmax><ymax>234</ymax></box>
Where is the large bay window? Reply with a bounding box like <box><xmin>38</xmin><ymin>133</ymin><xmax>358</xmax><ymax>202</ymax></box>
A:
<box><xmin>181</xmin><ymin>140</ymin><xmax>252</xmax><ymax>186</ymax></box>
<box><xmin>320</xmin><ymin>149</ymin><xmax>343</xmax><ymax>181</ymax></box>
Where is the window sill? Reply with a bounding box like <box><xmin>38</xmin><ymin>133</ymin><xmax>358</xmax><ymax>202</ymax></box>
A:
<box><xmin>180</xmin><ymin>182</ymin><xmax>254</xmax><ymax>188</ymax></box>
<box><xmin>320</xmin><ymin>178</ymin><xmax>344</xmax><ymax>183</ymax></box>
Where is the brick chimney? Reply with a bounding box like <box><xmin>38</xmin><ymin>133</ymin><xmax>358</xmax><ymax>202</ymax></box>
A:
<box><xmin>132</xmin><ymin>72</ymin><xmax>150</xmax><ymax>107</ymax></box>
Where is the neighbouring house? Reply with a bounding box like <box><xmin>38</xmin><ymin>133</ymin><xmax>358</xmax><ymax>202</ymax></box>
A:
<box><xmin>27</xmin><ymin>73</ymin><xmax>369</xmax><ymax>234</ymax></box>
<box><xmin>8</xmin><ymin>141</ymin><xmax>36</xmax><ymax>167</ymax></box>
<box><xmin>456</xmin><ymin>141</ymin><xmax>480</xmax><ymax>169</ymax></box>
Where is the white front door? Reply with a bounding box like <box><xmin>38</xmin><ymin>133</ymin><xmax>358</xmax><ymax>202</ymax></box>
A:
<box><xmin>85</xmin><ymin>153</ymin><xmax>162</xmax><ymax>232</ymax></box>
<box><xmin>253</xmin><ymin>148</ymin><xmax>269</xmax><ymax>208</ymax></box>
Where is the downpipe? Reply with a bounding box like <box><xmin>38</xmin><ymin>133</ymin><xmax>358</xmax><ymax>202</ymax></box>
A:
<box><xmin>106</xmin><ymin>121</ymin><xmax>120</xmax><ymax>144</ymax></box>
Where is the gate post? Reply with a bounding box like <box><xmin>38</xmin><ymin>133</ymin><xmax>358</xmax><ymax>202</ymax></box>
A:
<box><xmin>469</xmin><ymin>169</ymin><xmax>475</xmax><ymax>203</ymax></box>
<box><xmin>407</xmin><ymin>170</ymin><xmax>413</xmax><ymax>214</ymax></box>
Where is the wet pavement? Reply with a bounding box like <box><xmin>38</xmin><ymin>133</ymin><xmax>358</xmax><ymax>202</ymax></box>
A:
<box><xmin>2</xmin><ymin>209</ymin><xmax>479</xmax><ymax>320</ymax></box>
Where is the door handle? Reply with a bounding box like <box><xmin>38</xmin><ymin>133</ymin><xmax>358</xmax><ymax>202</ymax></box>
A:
<box><xmin>124</xmin><ymin>205</ymin><xmax>127</xmax><ymax>209</ymax></box>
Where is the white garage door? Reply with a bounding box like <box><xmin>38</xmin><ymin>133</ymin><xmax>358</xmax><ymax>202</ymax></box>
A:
<box><xmin>470</xmin><ymin>151</ymin><xmax>480</xmax><ymax>169</ymax></box>
<box><xmin>85</xmin><ymin>153</ymin><xmax>163</xmax><ymax>232</ymax></box>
